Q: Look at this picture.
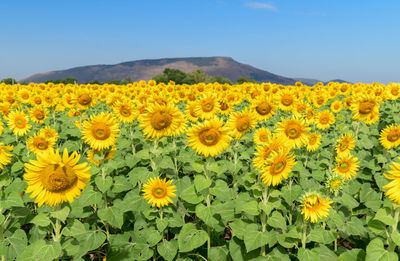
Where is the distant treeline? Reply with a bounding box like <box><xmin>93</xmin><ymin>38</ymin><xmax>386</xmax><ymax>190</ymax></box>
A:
<box><xmin>1</xmin><ymin>68</ymin><xmax>257</xmax><ymax>85</ymax></box>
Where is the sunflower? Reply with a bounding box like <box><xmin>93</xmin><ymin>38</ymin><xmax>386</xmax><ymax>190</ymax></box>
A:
<box><xmin>383</xmin><ymin>158</ymin><xmax>400</xmax><ymax>204</ymax></box>
<box><xmin>30</xmin><ymin>107</ymin><xmax>48</xmax><ymax>124</ymax></box>
<box><xmin>138</xmin><ymin>103</ymin><xmax>183</xmax><ymax>139</ymax></box>
<box><xmin>186</xmin><ymin>118</ymin><xmax>232</xmax><ymax>157</ymax></box>
<box><xmin>301</xmin><ymin>192</ymin><xmax>332</xmax><ymax>223</ymax></box>
<box><xmin>336</xmin><ymin>133</ymin><xmax>355</xmax><ymax>157</ymax></box>
<box><xmin>275</xmin><ymin>117</ymin><xmax>310</xmax><ymax>149</ymax></box>
<box><xmin>7</xmin><ymin>110</ymin><xmax>32</xmax><ymax>136</ymax></box>
<box><xmin>306</xmin><ymin>132</ymin><xmax>321</xmax><ymax>152</ymax></box>
<box><xmin>251</xmin><ymin>96</ymin><xmax>276</xmax><ymax>122</ymax></box>
<box><xmin>185</xmin><ymin>101</ymin><xmax>199</xmax><ymax>122</ymax></box>
<box><xmin>379</xmin><ymin>124</ymin><xmax>400</xmax><ymax>149</ymax></box>
<box><xmin>259</xmin><ymin>149</ymin><xmax>296</xmax><ymax>187</ymax></box>
<box><xmin>73</xmin><ymin>89</ymin><xmax>96</xmax><ymax>110</ymax></box>
<box><xmin>39</xmin><ymin>126</ymin><xmax>59</xmax><ymax>142</ymax></box>
<box><xmin>333</xmin><ymin>154</ymin><xmax>360</xmax><ymax>180</ymax></box>
<box><xmin>218</xmin><ymin>98</ymin><xmax>232</xmax><ymax>116</ymax></box>
<box><xmin>330</xmin><ymin>100</ymin><xmax>343</xmax><ymax>113</ymax></box>
<box><xmin>351</xmin><ymin>95</ymin><xmax>380</xmax><ymax>125</ymax></box>
<box><xmin>81</xmin><ymin>112</ymin><xmax>120</xmax><ymax>150</ymax></box>
<box><xmin>325</xmin><ymin>173</ymin><xmax>345</xmax><ymax>196</ymax></box>
<box><xmin>387</xmin><ymin>83</ymin><xmax>400</xmax><ymax>100</ymax></box>
<box><xmin>304</xmin><ymin>107</ymin><xmax>316</xmax><ymax>125</ymax></box>
<box><xmin>227</xmin><ymin>108</ymin><xmax>256</xmax><ymax>139</ymax></box>
<box><xmin>27</xmin><ymin>133</ymin><xmax>55</xmax><ymax>155</ymax></box>
<box><xmin>17</xmin><ymin>88</ymin><xmax>31</xmax><ymax>104</ymax></box>
<box><xmin>0</xmin><ymin>121</ymin><xmax>3</xmax><ymax>135</ymax></box>
<box><xmin>0</xmin><ymin>143</ymin><xmax>13</xmax><ymax>169</ymax></box>
<box><xmin>253</xmin><ymin>127</ymin><xmax>272</xmax><ymax>145</ymax></box>
<box><xmin>23</xmin><ymin>148</ymin><xmax>91</xmax><ymax>207</ymax></box>
<box><xmin>292</xmin><ymin>101</ymin><xmax>309</xmax><ymax>117</ymax></box>
<box><xmin>315</xmin><ymin>110</ymin><xmax>335</xmax><ymax>130</ymax></box>
<box><xmin>253</xmin><ymin>135</ymin><xmax>286</xmax><ymax>170</ymax></box>
<box><xmin>87</xmin><ymin>146</ymin><xmax>116</xmax><ymax>166</ymax></box>
<box><xmin>195</xmin><ymin>94</ymin><xmax>220</xmax><ymax>120</ymax></box>
<box><xmin>313</xmin><ymin>94</ymin><xmax>328</xmax><ymax>108</ymax></box>
<box><xmin>142</xmin><ymin>177</ymin><xmax>176</xmax><ymax>208</ymax></box>
<box><xmin>113</xmin><ymin>100</ymin><xmax>136</xmax><ymax>123</ymax></box>
<box><xmin>277</xmin><ymin>90</ymin><xmax>296</xmax><ymax>111</ymax></box>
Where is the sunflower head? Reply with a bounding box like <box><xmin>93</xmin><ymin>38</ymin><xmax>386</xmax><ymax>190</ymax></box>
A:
<box><xmin>325</xmin><ymin>173</ymin><xmax>345</xmax><ymax>196</ymax></box>
<box><xmin>142</xmin><ymin>177</ymin><xmax>176</xmax><ymax>208</ymax></box>
<box><xmin>259</xmin><ymin>148</ymin><xmax>296</xmax><ymax>187</ymax></box>
<box><xmin>0</xmin><ymin>142</ymin><xmax>13</xmax><ymax>169</ymax></box>
<box><xmin>253</xmin><ymin>127</ymin><xmax>272</xmax><ymax>145</ymax></box>
<box><xmin>333</xmin><ymin>154</ymin><xmax>360</xmax><ymax>180</ymax></box>
<box><xmin>383</xmin><ymin>158</ymin><xmax>400</xmax><ymax>204</ymax></box>
<box><xmin>227</xmin><ymin>109</ymin><xmax>256</xmax><ymax>139</ymax></box>
<box><xmin>7</xmin><ymin>110</ymin><xmax>32</xmax><ymax>136</ymax></box>
<box><xmin>275</xmin><ymin>117</ymin><xmax>310</xmax><ymax>149</ymax></box>
<box><xmin>379</xmin><ymin>124</ymin><xmax>400</xmax><ymax>149</ymax></box>
<box><xmin>301</xmin><ymin>192</ymin><xmax>332</xmax><ymax>223</ymax></box>
<box><xmin>27</xmin><ymin>133</ymin><xmax>55</xmax><ymax>155</ymax></box>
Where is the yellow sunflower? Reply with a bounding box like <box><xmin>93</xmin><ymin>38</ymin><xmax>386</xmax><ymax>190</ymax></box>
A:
<box><xmin>73</xmin><ymin>89</ymin><xmax>96</xmax><ymax>110</ymax></box>
<box><xmin>275</xmin><ymin>117</ymin><xmax>310</xmax><ymax>149</ymax></box>
<box><xmin>383</xmin><ymin>158</ymin><xmax>400</xmax><ymax>204</ymax></box>
<box><xmin>330</xmin><ymin>100</ymin><xmax>343</xmax><ymax>113</ymax></box>
<box><xmin>259</xmin><ymin>149</ymin><xmax>296</xmax><ymax>187</ymax></box>
<box><xmin>277</xmin><ymin>90</ymin><xmax>297</xmax><ymax>111</ymax></box>
<box><xmin>27</xmin><ymin>133</ymin><xmax>55</xmax><ymax>155</ymax></box>
<box><xmin>306</xmin><ymin>132</ymin><xmax>321</xmax><ymax>152</ymax></box>
<box><xmin>251</xmin><ymin>96</ymin><xmax>276</xmax><ymax>122</ymax></box>
<box><xmin>142</xmin><ymin>177</ymin><xmax>176</xmax><ymax>208</ymax></box>
<box><xmin>379</xmin><ymin>124</ymin><xmax>400</xmax><ymax>149</ymax></box>
<box><xmin>138</xmin><ymin>103</ymin><xmax>183</xmax><ymax>139</ymax></box>
<box><xmin>333</xmin><ymin>154</ymin><xmax>360</xmax><ymax>180</ymax></box>
<box><xmin>387</xmin><ymin>83</ymin><xmax>400</xmax><ymax>100</ymax></box>
<box><xmin>315</xmin><ymin>110</ymin><xmax>335</xmax><ymax>130</ymax></box>
<box><xmin>336</xmin><ymin>133</ymin><xmax>355</xmax><ymax>157</ymax></box>
<box><xmin>226</xmin><ymin>108</ymin><xmax>256</xmax><ymax>139</ymax></box>
<box><xmin>0</xmin><ymin>143</ymin><xmax>13</xmax><ymax>169</ymax></box>
<box><xmin>30</xmin><ymin>107</ymin><xmax>48</xmax><ymax>124</ymax></box>
<box><xmin>186</xmin><ymin>118</ymin><xmax>232</xmax><ymax>157</ymax></box>
<box><xmin>81</xmin><ymin>112</ymin><xmax>120</xmax><ymax>150</ymax></box>
<box><xmin>218</xmin><ymin>98</ymin><xmax>232</xmax><ymax>116</ymax></box>
<box><xmin>113</xmin><ymin>100</ymin><xmax>136</xmax><ymax>123</ymax></box>
<box><xmin>39</xmin><ymin>126</ymin><xmax>59</xmax><ymax>142</ymax></box>
<box><xmin>253</xmin><ymin>135</ymin><xmax>286</xmax><ymax>170</ymax></box>
<box><xmin>185</xmin><ymin>101</ymin><xmax>199</xmax><ymax>122</ymax></box>
<box><xmin>351</xmin><ymin>95</ymin><xmax>380</xmax><ymax>125</ymax></box>
<box><xmin>301</xmin><ymin>192</ymin><xmax>332</xmax><ymax>223</ymax></box>
<box><xmin>23</xmin><ymin>148</ymin><xmax>91</xmax><ymax>207</ymax></box>
<box><xmin>253</xmin><ymin>127</ymin><xmax>272</xmax><ymax>145</ymax></box>
<box><xmin>7</xmin><ymin>110</ymin><xmax>32</xmax><ymax>136</ymax></box>
<box><xmin>195</xmin><ymin>94</ymin><xmax>220</xmax><ymax>120</ymax></box>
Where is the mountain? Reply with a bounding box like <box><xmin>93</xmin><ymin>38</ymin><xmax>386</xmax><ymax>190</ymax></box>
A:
<box><xmin>294</xmin><ymin>78</ymin><xmax>351</xmax><ymax>86</ymax></box>
<box><xmin>22</xmin><ymin>57</ymin><xmax>297</xmax><ymax>85</ymax></box>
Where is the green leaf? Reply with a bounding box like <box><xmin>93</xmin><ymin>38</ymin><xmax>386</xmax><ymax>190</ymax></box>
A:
<box><xmin>374</xmin><ymin>208</ymin><xmax>395</xmax><ymax>226</ymax></box>
<box><xmin>95</xmin><ymin>175</ymin><xmax>113</xmax><ymax>193</ymax></box>
<box><xmin>50</xmin><ymin>206</ymin><xmax>70</xmax><ymax>223</ymax></box>
<box><xmin>209</xmin><ymin>246</ymin><xmax>228</xmax><ymax>261</ymax></box>
<box><xmin>178</xmin><ymin>223</ymin><xmax>208</xmax><ymax>252</ymax></box>
<box><xmin>194</xmin><ymin>175</ymin><xmax>212</xmax><ymax>192</ymax></box>
<box><xmin>156</xmin><ymin>218</ymin><xmax>168</xmax><ymax>232</ymax></box>
<box><xmin>229</xmin><ymin>238</ymin><xmax>246</xmax><ymax>261</ymax></box>
<box><xmin>209</xmin><ymin>180</ymin><xmax>234</xmax><ymax>202</ymax></box>
<box><xmin>343</xmin><ymin>217</ymin><xmax>367</xmax><ymax>236</ymax></box>
<box><xmin>71</xmin><ymin>185</ymin><xmax>102</xmax><ymax>208</ymax></box>
<box><xmin>1</xmin><ymin>229</ymin><xmax>27</xmax><ymax>260</ymax></box>
<box><xmin>311</xmin><ymin>245</ymin><xmax>337</xmax><ymax>261</ymax></box>
<box><xmin>236</xmin><ymin>200</ymin><xmax>259</xmax><ymax>216</ymax></box>
<box><xmin>337</xmin><ymin>249</ymin><xmax>366</xmax><ymax>261</ymax></box>
<box><xmin>230</xmin><ymin>219</ymin><xmax>252</xmax><ymax>240</ymax></box>
<box><xmin>267</xmin><ymin>211</ymin><xmax>286</xmax><ymax>230</ymax></box>
<box><xmin>181</xmin><ymin>184</ymin><xmax>203</xmax><ymax>204</ymax></box>
<box><xmin>122</xmin><ymin>191</ymin><xmax>145</xmax><ymax>212</ymax></box>
<box><xmin>97</xmin><ymin>206</ymin><xmax>124</xmax><ymax>228</ymax></box>
<box><xmin>112</xmin><ymin>176</ymin><xmax>132</xmax><ymax>193</ymax></box>
<box><xmin>16</xmin><ymin>240</ymin><xmax>62</xmax><ymax>261</ymax></box>
<box><xmin>265</xmin><ymin>247</ymin><xmax>291</xmax><ymax>261</ymax></box>
<box><xmin>159</xmin><ymin>156</ymin><xmax>175</xmax><ymax>169</ymax></box>
<box><xmin>297</xmin><ymin>248</ymin><xmax>320</xmax><ymax>261</ymax></box>
<box><xmin>145</xmin><ymin>229</ymin><xmax>162</xmax><ymax>247</ymax></box>
<box><xmin>243</xmin><ymin>229</ymin><xmax>269</xmax><ymax>253</ymax></box>
<box><xmin>307</xmin><ymin>228</ymin><xmax>336</xmax><ymax>244</ymax></box>
<box><xmin>338</xmin><ymin>192</ymin><xmax>359</xmax><ymax>209</ymax></box>
<box><xmin>191</xmin><ymin>161</ymin><xmax>205</xmax><ymax>173</ymax></box>
<box><xmin>130</xmin><ymin>243</ymin><xmax>154</xmax><ymax>260</ymax></box>
<box><xmin>157</xmin><ymin>240</ymin><xmax>178</xmax><ymax>261</ymax></box>
<box><xmin>196</xmin><ymin>204</ymin><xmax>219</xmax><ymax>228</ymax></box>
<box><xmin>281</xmin><ymin>185</ymin><xmax>302</xmax><ymax>204</ymax></box>
<box><xmin>30</xmin><ymin>212</ymin><xmax>51</xmax><ymax>227</ymax></box>
<box><xmin>366</xmin><ymin>238</ymin><xmax>398</xmax><ymax>261</ymax></box>
<box><xmin>392</xmin><ymin>230</ymin><xmax>400</xmax><ymax>246</ymax></box>
<box><xmin>1</xmin><ymin>192</ymin><xmax>24</xmax><ymax>209</ymax></box>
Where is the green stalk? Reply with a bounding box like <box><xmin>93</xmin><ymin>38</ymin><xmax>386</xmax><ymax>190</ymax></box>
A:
<box><xmin>204</xmin><ymin>157</ymin><xmax>211</xmax><ymax>258</ymax></box>
<box><xmin>53</xmin><ymin>205</ymin><xmax>62</xmax><ymax>242</ymax></box>
<box><xmin>261</xmin><ymin>185</ymin><xmax>269</xmax><ymax>256</ymax></box>
<box><xmin>388</xmin><ymin>206</ymin><xmax>400</xmax><ymax>252</ymax></box>
<box><xmin>301</xmin><ymin>222</ymin><xmax>308</xmax><ymax>249</ymax></box>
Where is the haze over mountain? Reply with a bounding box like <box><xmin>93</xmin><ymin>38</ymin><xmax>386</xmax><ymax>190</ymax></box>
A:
<box><xmin>21</xmin><ymin>57</ymin><xmax>346</xmax><ymax>85</ymax></box>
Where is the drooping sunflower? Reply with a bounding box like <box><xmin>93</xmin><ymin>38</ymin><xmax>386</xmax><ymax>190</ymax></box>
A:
<box><xmin>27</xmin><ymin>133</ymin><xmax>55</xmax><ymax>155</ymax></box>
<box><xmin>7</xmin><ymin>110</ymin><xmax>32</xmax><ymax>136</ymax></box>
<box><xmin>186</xmin><ymin>118</ymin><xmax>232</xmax><ymax>157</ymax></box>
<box><xmin>275</xmin><ymin>117</ymin><xmax>310</xmax><ymax>149</ymax></box>
<box><xmin>253</xmin><ymin>127</ymin><xmax>272</xmax><ymax>145</ymax></box>
<box><xmin>142</xmin><ymin>177</ymin><xmax>176</xmax><ymax>208</ymax></box>
<box><xmin>195</xmin><ymin>94</ymin><xmax>220</xmax><ymax>120</ymax></box>
<box><xmin>253</xmin><ymin>135</ymin><xmax>286</xmax><ymax>170</ymax></box>
<box><xmin>259</xmin><ymin>149</ymin><xmax>296</xmax><ymax>187</ymax></box>
<box><xmin>81</xmin><ymin>112</ymin><xmax>120</xmax><ymax>150</ymax></box>
<box><xmin>39</xmin><ymin>126</ymin><xmax>59</xmax><ymax>142</ymax></box>
<box><xmin>251</xmin><ymin>96</ymin><xmax>276</xmax><ymax>122</ymax></box>
<box><xmin>301</xmin><ymin>192</ymin><xmax>332</xmax><ymax>223</ymax></box>
<box><xmin>351</xmin><ymin>95</ymin><xmax>380</xmax><ymax>125</ymax></box>
<box><xmin>330</xmin><ymin>100</ymin><xmax>343</xmax><ymax>113</ymax></box>
<box><xmin>226</xmin><ymin>108</ymin><xmax>256</xmax><ymax>139</ymax></box>
<box><xmin>315</xmin><ymin>110</ymin><xmax>335</xmax><ymax>130</ymax></box>
<box><xmin>23</xmin><ymin>148</ymin><xmax>91</xmax><ymax>207</ymax></box>
<box><xmin>379</xmin><ymin>124</ymin><xmax>400</xmax><ymax>149</ymax></box>
<box><xmin>383</xmin><ymin>158</ymin><xmax>400</xmax><ymax>204</ymax></box>
<box><xmin>113</xmin><ymin>100</ymin><xmax>136</xmax><ymax>123</ymax></box>
<box><xmin>306</xmin><ymin>132</ymin><xmax>321</xmax><ymax>152</ymax></box>
<box><xmin>30</xmin><ymin>107</ymin><xmax>48</xmax><ymax>124</ymax></box>
<box><xmin>0</xmin><ymin>143</ymin><xmax>13</xmax><ymax>169</ymax></box>
<box><xmin>87</xmin><ymin>146</ymin><xmax>116</xmax><ymax>166</ymax></box>
<box><xmin>333</xmin><ymin>154</ymin><xmax>360</xmax><ymax>180</ymax></box>
<box><xmin>335</xmin><ymin>133</ymin><xmax>355</xmax><ymax>157</ymax></box>
<box><xmin>138</xmin><ymin>103</ymin><xmax>183</xmax><ymax>139</ymax></box>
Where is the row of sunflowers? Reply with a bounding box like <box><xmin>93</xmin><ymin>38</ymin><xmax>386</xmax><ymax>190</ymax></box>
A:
<box><xmin>0</xmin><ymin>80</ymin><xmax>400</xmax><ymax>260</ymax></box>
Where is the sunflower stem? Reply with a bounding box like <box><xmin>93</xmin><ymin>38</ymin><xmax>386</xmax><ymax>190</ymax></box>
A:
<box><xmin>301</xmin><ymin>222</ymin><xmax>308</xmax><ymax>249</ymax></box>
<box><xmin>204</xmin><ymin>157</ymin><xmax>212</xmax><ymax>258</ymax></box>
<box><xmin>260</xmin><ymin>185</ymin><xmax>269</xmax><ymax>256</ymax></box>
<box><xmin>389</xmin><ymin>205</ymin><xmax>400</xmax><ymax>252</ymax></box>
<box><xmin>53</xmin><ymin>205</ymin><xmax>62</xmax><ymax>242</ymax></box>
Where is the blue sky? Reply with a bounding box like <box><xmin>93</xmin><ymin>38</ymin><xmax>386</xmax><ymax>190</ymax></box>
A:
<box><xmin>1</xmin><ymin>0</ymin><xmax>399</xmax><ymax>83</ymax></box>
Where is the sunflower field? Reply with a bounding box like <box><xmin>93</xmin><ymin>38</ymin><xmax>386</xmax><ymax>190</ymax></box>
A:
<box><xmin>1</xmin><ymin>80</ymin><xmax>400</xmax><ymax>260</ymax></box>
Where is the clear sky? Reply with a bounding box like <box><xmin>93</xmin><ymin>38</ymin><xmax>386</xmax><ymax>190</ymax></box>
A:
<box><xmin>1</xmin><ymin>0</ymin><xmax>399</xmax><ymax>83</ymax></box>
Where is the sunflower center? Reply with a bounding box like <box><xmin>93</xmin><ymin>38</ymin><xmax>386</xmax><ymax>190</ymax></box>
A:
<box><xmin>297</xmin><ymin>105</ymin><xmax>306</xmax><ymax>113</ymax></box>
<box><xmin>271</xmin><ymin>160</ymin><xmax>286</xmax><ymax>175</ymax></box>
<box><xmin>256</xmin><ymin>103</ymin><xmax>271</xmax><ymax>115</ymax></box>
<box><xmin>339</xmin><ymin>140</ymin><xmax>349</xmax><ymax>150</ymax></box>
<box><xmin>22</xmin><ymin>93</ymin><xmax>29</xmax><ymax>99</ymax></box>
<box><xmin>309</xmin><ymin>136</ymin><xmax>317</xmax><ymax>145</ymax></box>
<box><xmin>387</xmin><ymin>132</ymin><xmax>399</xmax><ymax>142</ymax></box>
<box><xmin>42</xmin><ymin>164</ymin><xmax>77</xmax><ymax>192</ymax></box>
<box><xmin>305</xmin><ymin>196</ymin><xmax>319</xmax><ymax>208</ymax></box>
<box><xmin>34</xmin><ymin>110</ymin><xmax>45</xmax><ymax>120</ymax></box>
<box><xmin>201</xmin><ymin>99</ymin><xmax>215</xmax><ymax>112</ymax></box>
<box><xmin>334</xmin><ymin>104</ymin><xmax>340</xmax><ymax>110</ymax></box>
<box><xmin>34</xmin><ymin>97</ymin><xmax>42</xmax><ymax>105</ymax></box>
<box><xmin>285</xmin><ymin>123</ymin><xmax>301</xmax><ymax>139</ymax></box>
<box><xmin>359</xmin><ymin>101</ymin><xmax>375</xmax><ymax>114</ymax></box>
<box><xmin>34</xmin><ymin>138</ymin><xmax>49</xmax><ymax>150</ymax></box>
<box><xmin>120</xmin><ymin>106</ymin><xmax>132</xmax><ymax>117</ymax></box>
<box><xmin>15</xmin><ymin>117</ymin><xmax>26</xmax><ymax>128</ymax></box>
<box><xmin>78</xmin><ymin>94</ymin><xmax>92</xmax><ymax>105</ymax></box>
<box><xmin>281</xmin><ymin>95</ymin><xmax>293</xmax><ymax>106</ymax></box>
<box><xmin>391</xmin><ymin>88</ymin><xmax>399</xmax><ymax>96</ymax></box>
<box><xmin>91</xmin><ymin>122</ymin><xmax>111</xmax><ymax>140</ymax></box>
<box><xmin>260</xmin><ymin>134</ymin><xmax>269</xmax><ymax>142</ymax></box>
<box><xmin>330</xmin><ymin>179</ymin><xmax>342</xmax><ymax>189</ymax></box>
<box><xmin>316</xmin><ymin>97</ymin><xmax>325</xmax><ymax>105</ymax></box>
<box><xmin>339</xmin><ymin>162</ymin><xmax>350</xmax><ymax>171</ymax></box>
<box><xmin>151</xmin><ymin>111</ymin><xmax>172</xmax><ymax>130</ymax></box>
<box><xmin>220</xmin><ymin>102</ymin><xmax>229</xmax><ymax>111</ymax></box>
<box><xmin>152</xmin><ymin>187</ymin><xmax>167</xmax><ymax>199</ymax></box>
<box><xmin>199</xmin><ymin>128</ymin><xmax>220</xmax><ymax>146</ymax></box>
<box><xmin>236</xmin><ymin>117</ymin><xmax>251</xmax><ymax>132</ymax></box>
<box><xmin>319</xmin><ymin>115</ymin><xmax>329</xmax><ymax>124</ymax></box>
